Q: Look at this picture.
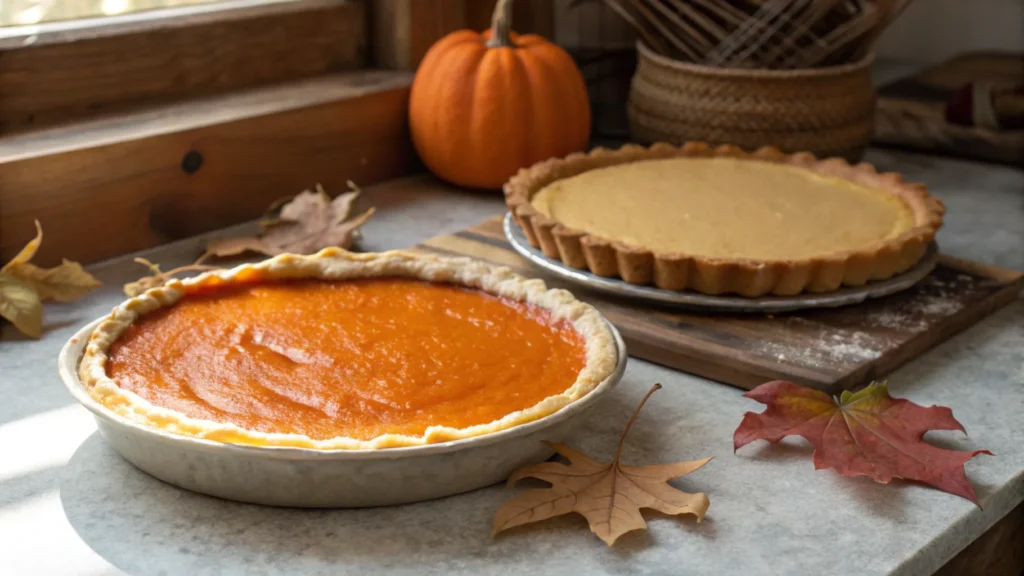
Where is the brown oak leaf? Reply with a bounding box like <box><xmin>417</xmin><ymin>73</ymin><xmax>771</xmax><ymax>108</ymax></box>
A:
<box><xmin>0</xmin><ymin>221</ymin><xmax>101</xmax><ymax>338</ymax></box>
<box><xmin>493</xmin><ymin>384</ymin><xmax>712</xmax><ymax>546</ymax></box>
<box><xmin>734</xmin><ymin>380</ymin><xmax>991</xmax><ymax>505</ymax></box>
<box><xmin>203</xmin><ymin>183</ymin><xmax>374</xmax><ymax>260</ymax></box>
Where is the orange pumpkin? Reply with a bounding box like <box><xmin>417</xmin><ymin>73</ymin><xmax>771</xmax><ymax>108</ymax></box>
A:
<box><xmin>409</xmin><ymin>0</ymin><xmax>591</xmax><ymax>190</ymax></box>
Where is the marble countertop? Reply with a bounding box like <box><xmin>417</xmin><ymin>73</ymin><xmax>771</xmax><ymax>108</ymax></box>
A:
<box><xmin>1</xmin><ymin>149</ymin><xmax>1021</xmax><ymax>576</ymax></box>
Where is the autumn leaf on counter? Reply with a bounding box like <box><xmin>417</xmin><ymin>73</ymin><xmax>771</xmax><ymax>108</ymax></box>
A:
<box><xmin>0</xmin><ymin>221</ymin><xmax>101</xmax><ymax>338</ymax></box>
<box><xmin>493</xmin><ymin>384</ymin><xmax>712</xmax><ymax>546</ymax></box>
<box><xmin>202</xmin><ymin>182</ymin><xmax>374</xmax><ymax>260</ymax></box>
<box><xmin>124</xmin><ymin>258</ymin><xmax>221</xmax><ymax>297</ymax></box>
<box><xmin>734</xmin><ymin>380</ymin><xmax>991</xmax><ymax>505</ymax></box>
<box><xmin>0</xmin><ymin>274</ymin><xmax>42</xmax><ymax>338</ymax></box>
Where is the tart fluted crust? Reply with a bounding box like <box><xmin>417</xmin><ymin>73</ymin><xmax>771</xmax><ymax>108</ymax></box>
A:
<box><xmin>79</xmin><ymin>249</ymin><xmax>618</xmax><ymax>450</ymax></box>
<box><xmin>504</xmin><ymin>142</ymin><xmax>946</xmax><ymax>296</ymax></box>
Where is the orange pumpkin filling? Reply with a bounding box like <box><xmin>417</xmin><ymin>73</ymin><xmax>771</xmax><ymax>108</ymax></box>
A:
<box><xmin>105</xmin><ymin>278</ymin><xmax>587</xmax><ymax>441</ymax></box>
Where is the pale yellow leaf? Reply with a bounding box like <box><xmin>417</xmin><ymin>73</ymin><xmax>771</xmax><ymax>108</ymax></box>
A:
<box><xmin>493</xmin><ymin>385</ymin><xmax>713</xmax><ymax>546</ymax></box>
<box><xmin>495</xmin><ymin>442</ymin><xmax>711</xmax><ymax>545</ymax></box>
<box><xmin>0</xmin><ymin>273</ymin><xmax>43</xmax><ymax>339</ymax></box>
<box><xmin>5</xmin><ymin>260</ymin><xmax>101</xmax><ymax>302</ymax></box>
<box><xmin>1</xmin><ymin>220</ymin><xmax>43</xmax><ymax>273</ymax></box>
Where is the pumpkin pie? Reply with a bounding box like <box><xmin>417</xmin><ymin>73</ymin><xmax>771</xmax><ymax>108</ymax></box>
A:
<box><xmin>79</xmin><ymin>250</ymin><xmax>617</xmax><ymax>450</ymax></box>
<box><xmin>505</xmin><ymin>142</ymin><xmax>945</xmax><ymax>296</ymax></box>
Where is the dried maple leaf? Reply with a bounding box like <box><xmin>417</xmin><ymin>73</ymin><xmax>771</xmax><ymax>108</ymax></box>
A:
<box><xmin>203</xmin><ymin>183</ymin><xmax>374</xmax><ymax>260</ymax></box>
<box><xmin>493</xmin><ymin>384</ymin><xmax>712</xmax><ymax>546</ymax></box>
<box><xmin>0</xmin><ymin>221</ymin><xmax>101</xmax><ymax>338</ymax></box>
<box><xmin>123</xmin><ymin>258</ymin><xmax>221</xmax><ymax>296</ymax></box>
<box><xmin>734</xmin><ymin>380</ymin><xmax>991</xmax><ymax>505</ymax></box>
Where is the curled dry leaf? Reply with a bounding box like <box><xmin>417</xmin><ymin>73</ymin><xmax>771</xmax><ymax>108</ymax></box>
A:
<box><xmin>124</xmin><ymin>258</ymin><xmax>221</xmax><ymax>296</ymax></box>
<box><xmin>5</xmin><ymin>260</ymin><xmax>102</xmax><ymax>302</ymax></box>
<box><xmin>5</xmin><ymin>220</ymin><xmax>43</xmax><ymax>267</ymax></box>
<box><xmin>493</xmin><ymin>384</ymin><xmax>713</xmax><ymax>546</ymax></box>
<box><xmin>0</xmin><ymin>274</ymin><xmax>43</xmax><ymax>338</ymax></box>
<box><xmin>734</xmin><ymin>380</ymin><xmax>991</xmax><ymax>505</ymax></box>
<box><xmin>0</xmin><ymin>221</ymin><xmax>101</xmax><ymax>338</ymax></box>
<box><xmin>203</xmin><ymin>182</ymin><xmax>374</xmax><ymax>260</ymax></box>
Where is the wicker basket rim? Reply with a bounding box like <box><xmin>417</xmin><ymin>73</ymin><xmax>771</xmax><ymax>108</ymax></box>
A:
<box><xmin>636</xmin><ymin>40</ymin><xmax>875</xmax><ymax>79</ymax></box>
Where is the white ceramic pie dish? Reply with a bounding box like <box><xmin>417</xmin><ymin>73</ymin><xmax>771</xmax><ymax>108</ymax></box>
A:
<box><xmin>58</xmin><ymin>317</ymin><xmax>627</xmax><ymax>508</ymax></box>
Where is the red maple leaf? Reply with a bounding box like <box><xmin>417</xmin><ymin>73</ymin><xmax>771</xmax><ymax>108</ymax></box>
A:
<box><xmin>734</xmin><ymin>381</ymin><xmax>991</xmax><ymax>505</ymax></box>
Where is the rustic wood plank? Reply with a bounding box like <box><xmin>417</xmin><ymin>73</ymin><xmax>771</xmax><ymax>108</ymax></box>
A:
<box><xmin>413</xmin><ymin>215</ymin><xmax>1023</xmax><ymax>394</ymax></box>
<box><xmin>0</xmin><ymin>71</ymin><xmax>417</xmax><ymax>267</ymax></box>
<box><xmin>407</xmin><ymin>0</ymin><xmax>469</xmax><ymax>69</ymax></box>
<box><xmin>935</xmin><ymin>503</ymin><xmax>1024</xmax><ymax>576</ymax></box>
<box><xmin>0</xmin><ymin>0</ymin><xmax>366</xmax><ymax>132</ymax></box>
<box><xmin>463</xmin><ymin>0</ymin><xmax>555</xmax><ymax>38</ymax></box>
<box><xmin>370</xmin><ymin>0</ymin><xmax>555</xmax><ymax>70</ymax></box>
<box><xmin>371</xmin><ymin>0</ymin><xmax>464</xmax><ymax>70</ymax></box>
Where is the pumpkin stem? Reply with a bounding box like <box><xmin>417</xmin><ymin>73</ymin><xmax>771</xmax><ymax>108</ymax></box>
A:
<box><xmin>486</xmin><ymin>0</ymin><xmax>514</xmax><ymax>48</ymax></box>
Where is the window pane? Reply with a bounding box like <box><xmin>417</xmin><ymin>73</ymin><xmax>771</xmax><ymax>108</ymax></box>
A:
<box><xmin>2</xmin><ymin>0</ymin><xmax>245</xmax><ymax>27</ymax></box>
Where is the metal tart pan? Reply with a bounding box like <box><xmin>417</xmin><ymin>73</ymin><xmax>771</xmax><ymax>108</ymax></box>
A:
<box><xmin>504</xmin><ymin>212</ymin><xmax>938</xmax><ymax>313</ymax></box>
<box><xmin>59</xmin><ymin>318</ymin><xmax>627</xmax><ymax>508</ymax></box>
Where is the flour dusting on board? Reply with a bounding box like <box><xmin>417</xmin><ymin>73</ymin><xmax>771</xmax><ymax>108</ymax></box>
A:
<box><xmin>751</xmin><ymin>272</ymin><xmax>980</xmax><ymax>370</ymax></box>
<box><xmin>862</xmin><ymin>274</ymin><xmax>973</xmax><ymax>331</ymax></box>
<box><xmin>755</xmin><ymin>328</ymin><xmax>883</xmax><ymax>369</ymax></box>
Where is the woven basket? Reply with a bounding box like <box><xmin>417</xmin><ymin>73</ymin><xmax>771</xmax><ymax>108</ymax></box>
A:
<box><xmin>628</xmin><ymin>41</ymin><xmax>876</xmax><ymax>161</ymax></box>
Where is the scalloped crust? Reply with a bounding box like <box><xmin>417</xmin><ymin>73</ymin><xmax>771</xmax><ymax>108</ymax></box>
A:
<box><xmin>504</xmin><ymin>142</ymin><xmax>946</xmax><ymax>296</ymax></box>
<box><xmin>79</xmin><ymin>249</ymin><xmax>617</xmax><ymax>450</ymax></box>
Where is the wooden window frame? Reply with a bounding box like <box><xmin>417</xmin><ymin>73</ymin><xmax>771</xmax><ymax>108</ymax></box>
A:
<box><xmin>0</xmin><ymin>0</ymin><xmax>555</xmax><ymax>266</ymax></box>
<box><xmin>0</xmin><ymin>0</ymin><xmax>369</xmax><ymax>132</ymax></box>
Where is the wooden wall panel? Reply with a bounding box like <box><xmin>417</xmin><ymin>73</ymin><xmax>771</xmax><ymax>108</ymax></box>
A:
<box><xmin>0</xmin><ymin>71</ymin><xmax>417</xmax><ymax>266</ymax></box>
<box><xmin>0</xmin><ymin>0</ymin><xmax>367</xmax><ymax>132</ymax></box>
<box><xmin>370</xmin><ymin>0</ymin><xmax>555</xmax><ymax>70</ymax></box>
<box><xmin>935</xmin><ymin>503</ymin><xmax>1024</xmax><ymax>576</ymax></box>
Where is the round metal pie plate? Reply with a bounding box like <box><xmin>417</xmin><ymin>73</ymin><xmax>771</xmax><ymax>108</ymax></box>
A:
<box><xmin>59</xmin><ymin>317</ymin><xmax>627</xmax><ymax>508</ymax></box>
<box><xmin>504</xmin><ymin>212</ymin><xmax>939</xmax><ymax>313</ymax></box>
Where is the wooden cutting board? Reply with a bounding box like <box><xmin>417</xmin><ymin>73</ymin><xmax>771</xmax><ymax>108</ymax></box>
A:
<box><xmin>411</xmin><ymin>216</ymin><xmax>1023</xmax><ymax>394</ymax></box>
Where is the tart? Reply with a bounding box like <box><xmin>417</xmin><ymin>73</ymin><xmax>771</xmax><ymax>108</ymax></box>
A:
<box><xmin>505</xmin><ymin>142</ymin><xmax>945</xmax><ymax>296</ymax></box>
<box><xmin>79</xmin><ymin>250</ymin><xmax>617</xmax><ymax>450</ymax></box>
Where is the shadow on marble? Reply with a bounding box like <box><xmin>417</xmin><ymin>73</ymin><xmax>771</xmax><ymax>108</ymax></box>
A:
<box><xmin>962</xmin><ymin>479</ymin><xmax>1001</xmax><ymax>505</ymax></box>
<box><xmin>42</xmin><ymin>317</ymin><xmax>93</xmax><ymax>338</ymax></box>
<box><xmin>492</xmin><ymin>487</ymin><xmax>712</xmax><ymax>555</ymax></box>
<box><xmin>0</xmin><ymin>465</ymin><xmax>63</xmax><ymax>507</ymax></box>
<box><xmin>0</xmin><ymin>396</ymin><xmax>81</xmax><ymax>427</ymax></box>
<box><xmin>60</xmin><ymin>433</ymin><xmax>511</xmax><ymax>575</ymax></box>
<box><xmin>838</xmin><ymin>476</ymin><xmax>911</xmax><ymax>522</ymax></box>
<box><xmin>0</xmin><ymin>327</ymin><xmax>30</xmax><ymax>342</ymax></box>
<box><xmin>733</xmin><ymin>439</ymin><xmax>815</xmax><ymax>463</ymax></box>
<box><xmin>493</xmin><ymin>512</ymin><xmax>659</xmax><ymax>553</ymax></box>
<box><xmin>647</xmin><ymin>512</ymin><xmax>717</xmax><ymax>541</ymax></box>
<box><xmin>59</xmin><ymin>411</ymin><xmax>720</xmax><ymax>576</ymax></box>
<box><xmin>0</xmin><ymin>322</ymin><xmax>83</xmax><ymax>343</ymax></box>
<box><xmin>920</xmin><ymin>432</ymin><xmax>982</xmax><ymax>453</ymax></box>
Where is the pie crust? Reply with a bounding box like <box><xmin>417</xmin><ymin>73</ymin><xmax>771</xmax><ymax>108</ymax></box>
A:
<box><xmin>504</xmin><ymin>142</ymin><xmax>946</xmax><ymax>296</ymax></box>
<box><xmin>79</xmin><ymin>249</ymin><xmax>617</xmax><ymax>450</ymax></box>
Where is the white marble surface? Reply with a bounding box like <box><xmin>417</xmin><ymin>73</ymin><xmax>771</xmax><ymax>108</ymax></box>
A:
<box><xmin>1</xmin><ymin>149</ymin><xmax>1022</xmax><ymax>576</ymax></box>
